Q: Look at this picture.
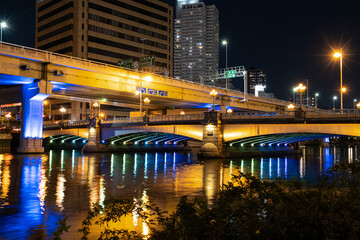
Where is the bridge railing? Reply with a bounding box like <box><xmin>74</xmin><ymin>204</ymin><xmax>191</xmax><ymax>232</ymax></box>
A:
<box><xmin>101</xmin><ymin>117</ymin><xmax>144</xmax><ymax>124</ymax></box>
<box><xmin>43</xmin><ymin>120</ymin><xmax>90</xmax><ymax>129</ymax></box>
<box><xmin>148</xmin><ymin>114</ymin><xmax>204</xmax><ymax>122</ymax></box>
<box><xmin>222</xmin><ymin>111</ymin><xmax>295</xmax><ymax>120</ymax></box>
<box><xmin>305</xmin><ymin>109</ymin><xmax>360</xmax><ymax>118</ymax></box>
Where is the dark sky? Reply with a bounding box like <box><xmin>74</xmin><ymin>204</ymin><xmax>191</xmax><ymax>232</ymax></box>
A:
<box><xmin>1</xmin><ymin>0</ymin><xmax>360</xmax><ymax>109</ymax></box>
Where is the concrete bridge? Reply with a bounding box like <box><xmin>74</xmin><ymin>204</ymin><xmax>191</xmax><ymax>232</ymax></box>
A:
<box><xmin>43</xmin><ymin>110</ymin><xmax>360</xmax><ymax>157</ymax></box>
<box><xmin>0</xmin><ymin>42</ymin><xmax>305</xmax><ymax>153</ymax></box>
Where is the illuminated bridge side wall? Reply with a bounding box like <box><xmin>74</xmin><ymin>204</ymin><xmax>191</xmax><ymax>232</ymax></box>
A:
<box><xmin>223</xmin><ymin>123</ymin><xmax>360</xmax><ymax>142</ymax></box>
<box><xmin>43</xmin><ymin>129</ymin><xmax>89</xmax><ymax>139</ymax></box>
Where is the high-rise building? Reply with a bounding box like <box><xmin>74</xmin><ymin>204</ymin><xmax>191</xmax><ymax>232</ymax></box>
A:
<box><xmin>174</xmin><ymin>0</ymin><xmax>219</xmax><ymax>82</ymax></box>
<box><xmin>36</xmin><ymin>0</ymin><xmax>173</xmax><ymax>75</ymax></box>
<box><xmin>249</xmin><ymin>69</ymin><xmax>266</xmax><ymax>94</ymax></box>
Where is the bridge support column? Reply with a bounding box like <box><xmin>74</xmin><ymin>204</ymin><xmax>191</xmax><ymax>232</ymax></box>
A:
<box><xmin>82</xmin><ymin>118</ymin><xmax>104</xmax><ymax>153</ymax></box>
<box><xmin>198</xmin><ymin>112</ymin><xmax>224</xmax><ymax>158</ymax></box>
<box><xmin>17</xmin><ymin>80</ymin><xmax>52</xmax><ymax>153</ymax></box>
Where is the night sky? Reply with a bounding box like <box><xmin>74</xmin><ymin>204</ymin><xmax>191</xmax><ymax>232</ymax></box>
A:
<box><xmin>1</xmin><ymin>0</ymin><xmax>360</xmax><ymax>109</ymax></box>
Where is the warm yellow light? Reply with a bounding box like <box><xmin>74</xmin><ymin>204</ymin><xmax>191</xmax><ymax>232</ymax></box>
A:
<box><xmin>227</xmin><ymin>108</ymin><xmax>233</xmax><ymax>113</ymax></box>
<box><xmin>180</xmin><ymin>111</ymin><xmax>185</xmax><ymax>115</ymax></box>
<box><xmin>143</xmin><ymin>97</ymin><xmax>150</xmax><ymax>104</ymax></box>
<box><xmin>206</xmin><ymin>124</ymin><xmax>215</xmax><ymax>131</ymax></box>
<box><xmin>135</xmin><ymin>90</ymin><xmax>140</xmax><ymax>95</ymax></box>
<box><xmin>5</xmin><ymin>113</ymin><xmax>11</xmax><ymax>118</ymax></box>
<box><xmin>357</xmin><ymin>102</ymin><xmax>360</xmax><ymax>109</ymax></box>
<box><xmin>341</xmin><ymin>87</ymin><xmax>347</xmax><ymax>93</ymax></box>
<box><xmin>287</xmin><ymin>104</ymin><xmax>295</xmax><ymax>109</ymax></box>
<box><xmin>210</xmin><ymin>90</ymin><xmax>218</xmax><ymax>97</ymax></box>
<box><xmin>100</xmin><ymin>113</ymin><xmax>105</xmax><ymax>118</ymax></box>
<box><xmin>90</xmin><ymin>127</ymin><xmax>96</xmax><ymax>133</ymax></box>
<box><xmin>59</xmin><ymin>107</ymin><xmax>66</xmax><ymax>113</ymax></box>
<box><xmin>294</xmin><ymin>83</ymin><xmax>306</xmax><ymax>92</ymax></box>
<box><xmin>43</xmin><ymin>100</ymin><xmax>48</xmax><ymax>105</ymax></box>
<box><xmin>333</xmin><ymin>52</ymin><xmax>342</xmax><ymax>58</ymax></box>
<box><xmin>93</xmin><ymin>102</ymin><xmax>99</xmax><ymax>107</ymax></box>
<box><xmin>143</xmin><ymin>76</ymin><xmax>152</xmax><ymax>82</ymax></box>
<box><xmin>101</xmin><ymin>98</ymin><xmax>107</xmax><ymax>102</ymax></box>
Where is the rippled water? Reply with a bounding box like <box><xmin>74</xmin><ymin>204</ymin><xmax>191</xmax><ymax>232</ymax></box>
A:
<box><xmin>0</xmin><ymin>146</ymin><xmax>358</xmax><ymax>239</ymax></box>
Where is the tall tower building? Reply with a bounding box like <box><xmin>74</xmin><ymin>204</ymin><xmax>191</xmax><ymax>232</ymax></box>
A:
<box><xmin>174</xmin><ymin>0</ymin><xmax>219</xmax><ymax>82</ymax></box>
<box><xmin>36</xmin><ymin>0</ymin><xmax>173</xmax><ymax>75</ymax></box>
<box><xmin>249</xmin><ymin>69</ymin><xmax>267</xmax><ymax>95</ymax></box>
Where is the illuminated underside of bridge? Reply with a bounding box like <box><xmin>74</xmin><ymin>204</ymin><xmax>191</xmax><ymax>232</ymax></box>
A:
<box><xmin>227</xmin><ymin>133</ymin><xmax>342</xmax><ymax>147</ymax></box>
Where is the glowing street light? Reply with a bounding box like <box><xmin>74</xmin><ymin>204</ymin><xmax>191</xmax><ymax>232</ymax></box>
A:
<box><xmin>138</xmin><ymin>75</ymin><xmax>152</xmax><ymax>117</ymax></box>
<box><xmin>333</xmin><ymin>51</ymin><xmax>344</xmax><ymax>110</ymax></box>
<box><xmin>0</xmin><ymin>21</ymin><xmax>7</xmax><ymax>42</ymax></box>
<box><xmin>210</xmin><ymin>90</ymin><xmax>218</xmax><ymax>112</ymax></box>
<box><xmin>143</xmin><ymin>97</ymin><xmax>150</xmax><ymax>118</ymax></box>
<box><xmin>294</xmin><ymin>83</ymin><xmax>306</xmax><ymax>109</ymax></box>
<box><xmin>357</xmin><ymin>102</ymin><xmax>360</xmax><ymax>109</ymax></box>
<box><xmin>180</xmin><ymin>111</ymin><xmax>185</xmax><ymax>115</ymax></box>
<box><xmin>315</xmin><ymin>93</ymin><xmax>319</xmax><ymax>108</ymax></box>
<box><xmin>333</xmin><ymin>96</ymin><xmax>337</xmax><ymax>110</ymax></box>
<box><xmin>227</xmin><ymin>108</ymin><xmax>233</xmax><ymax>114</ymax></box>
<box><xmin>59</xmin><ymin>106</ymin><xmax>66</xmax><ymax>121</ymax></box>
<box><xmin>287</xmin><ymin>103</ymin><xmax>295</xmax><ymax>110</ymax></box>
<box><xmin>354</xmin><ymin>99</ymin><xmax>357</xmax><ymax>110</ymax></box>
<box><xmin>222</xmin><ymin>40</ymin><xmax>228</xmax><ymax>89</ymax></box>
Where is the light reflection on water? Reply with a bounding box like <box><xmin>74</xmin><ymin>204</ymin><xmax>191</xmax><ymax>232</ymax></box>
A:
<box><xmin>0</xmin><ymin>146</ymin><xmax>358</xmax><ymax>239</ymax></box>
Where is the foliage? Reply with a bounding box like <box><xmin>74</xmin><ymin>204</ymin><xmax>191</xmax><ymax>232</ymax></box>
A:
<box><xmin>55</xmin><ymin>162</ymin><xmax>360</xmax><ymax>240</ymax></box>
<box><xmin>52</xmin><ymin>216</ymin><xmax>71</xmax><ymax>240</ymax></box>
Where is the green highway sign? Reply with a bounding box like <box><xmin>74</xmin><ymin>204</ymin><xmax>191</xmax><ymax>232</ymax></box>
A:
<box><xmin>139</xmin><ymin>55</ymin><xmax>155</xmax><ymax>67</ymax></box>
<box><xmin>118</xmin><ymin>59</ymin><xmax>133</xmax><ymax>69</ymax></box>
<box><xmin>225</xmin><ymin>70</ymin><xmax>236</xmax><ymax>78</ymax></box>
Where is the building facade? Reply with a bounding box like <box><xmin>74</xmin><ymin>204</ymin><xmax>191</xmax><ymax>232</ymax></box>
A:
<box><xmin>249</xmin><ymin>69</ymin><xmax>266</xmax><ymax>94</ymax></box>
<box><xmin>174</xmin><ymin>0</ymin><xmax>219</xmax><ymax>82</ymax></box>
<box><xmin>36</xmin><ymin>0</ymin><xmax>173</xmax><ymax>75</ymax></box>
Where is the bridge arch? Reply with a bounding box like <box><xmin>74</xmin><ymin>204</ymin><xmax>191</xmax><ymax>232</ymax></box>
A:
<box><xmin>101</xmin><ymin>125</ymin><xmax>203</xmax><ymax>141</ymax></box>
<box><xmin>104</xmin><ymin>132</ymin><xmax>198</xmax><ymax>145</ymax></box>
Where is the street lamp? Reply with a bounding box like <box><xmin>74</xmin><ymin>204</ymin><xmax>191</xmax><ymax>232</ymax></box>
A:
<box><xmin>333</xmin><ymin>96</ymin><xmax>337</xmax><ymax>110</ymax></box>
<box><xmin>315</xmin><ymin>93</ymin><xmax>319</xmax><ymax>108</ymax></box>
<box><xmin>210</xmin><ymin>90</ymin><xmax>218</xmax><ymax>112</ymax></box>
<box><xmin>143</xmin><ymin>97</ymin><xmax>150</xmax><ymax>117</ymax></box>
<box><xmin>227</xmin><ymin>108</ymin><xmax>233</xmax><ymax>114</ymax></box>
<box><xmin>0</xmin><ymin>21</ymin><xmax>7</xmax><ymax>42</ymax></box>
<box><xmin>59</xmin><ymin>106</ymin><xmax>66</xmax><ymax>121</ymax></box>
<box><xmin>333</xmin><ymin>51</ymin><xmax>343</xmax><ymax>110</ymax></box>
<box><xmin>294</xmin><ymin>83</ymin><xmax>306</xmax><ymax>109</ymax></box>
<box><xmin>138</xmin><ymin>75</ymin><xmax>151</xmax><ymax>117</ymax></box>
<box><xmin>354</xmin><ymin>99</ymin><xmax>357</xmax><ymax>110</ymax></box>
<box><xmin>288</xmin><ymin>103</ymin><xmax>295</xmax><ymax>110</ymax></box>
<box><xmin>222</xmin><ymin>40</ymin><xmax>228</xmax><ymax>89</ymax></box>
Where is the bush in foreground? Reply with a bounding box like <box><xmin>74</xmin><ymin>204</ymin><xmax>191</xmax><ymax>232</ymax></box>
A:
<box><xmin>54</xmin><ymin>162</ymin><xmax>360</xmax><ymax>240</ymax></box>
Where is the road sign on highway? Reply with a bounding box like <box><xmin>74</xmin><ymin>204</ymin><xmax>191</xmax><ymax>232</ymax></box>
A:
<box><xmin>225</xmin><ymin>70</ymin><xmax>236</xmax><ymax>78</ymax></box>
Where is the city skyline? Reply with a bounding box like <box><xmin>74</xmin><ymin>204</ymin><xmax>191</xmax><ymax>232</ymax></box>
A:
<box><xmin>1</xmin><ymin>0</ymin><xmax>360</xmax><ymax>108</ymax></box>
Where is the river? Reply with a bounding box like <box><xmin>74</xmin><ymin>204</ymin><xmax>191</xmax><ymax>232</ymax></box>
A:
<box><xmin>0</xmin><ymin>146</ymin><xmax>358</xmax><ymax>239</ymax></box>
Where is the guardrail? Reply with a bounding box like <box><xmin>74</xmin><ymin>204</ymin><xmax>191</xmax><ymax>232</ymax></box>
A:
<box><xmin>101</xmin><ymin>117</ymin><xmax>144</xmax><ymax>124</ymax></box>
<box><xmin>148</xmin><ymin>114</ymin><xmax>204</xmax><ymax>122</ymax></box>
<box><xmin>43</xmin><ymin>120</ymin><xmax>89</xmax><ymax>129</ymax></box>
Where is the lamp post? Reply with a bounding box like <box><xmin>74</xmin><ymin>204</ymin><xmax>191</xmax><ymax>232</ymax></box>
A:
<box><xmin>137</xmin><ymin>75</ymin><xmax>151</xmax><ymax>117</ymax></box>
<box><xmin>93</xmin><ymin>102</ymin><xmax>99</xmax><ymax>118</ymax></box>
<box><xmin>0</xmin><ymin>21</ymin><xmax>7</xmax><ymax>42</ymax></box>
<box><xmin>222</xmin><ymin>40</ymin><xmax>228</xmax><ymax>89</ymax></box>
<box><xmin>333</xmin><ymin>51</ymin><xmax>343</xmax><ymax>110</ymax></box>
<box><xmin>333</xmin><ymin>96</ymin><xmax>337</xmax><ymax>110</ymax></box>
<box><xmin>210</xmin><ymin>90</ymin><xmax>218</xmax><ymax>112</ymax></box>
<box><xmin>315</xmin><ymin>93</ymin><xmax>319</xmax><ymax>108</ymax></box>
<box><xmin>59</xmin><ymin>106</ymin><xmax>66</xmax><ymax>121</ymax></box>
<box><xmin>143</xmin><ymin>97</ymin><xmax>150</xmax><ymax>117</ymax></box>
<box><xmin>354</xmin><ymin>99</ymin><xmax>357</xmax><ymax>110</ymax></box>
<box><xmin>294</xmin><ymin>83</ymin><xmax>306</xmax><ymax>109</ymax></box>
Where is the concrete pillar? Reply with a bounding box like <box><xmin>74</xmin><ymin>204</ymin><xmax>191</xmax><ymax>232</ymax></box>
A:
<box><xmin>17</xmin><ymin>80</ymin><xmax>52</xmax><ymax>153</ymax></box>
<box><xmin>82</xmin><ymin>118</ymin><xmax>104</xmax><ymax>152</ymax></box>
<box><xmin>71</xmin><ymin>101</ymin><xmax>82</xmax><ymax>121</ymax></box>
<box><xmin>198</xmin><ymin>112</ymin><xmax>223</xmax><ymax>158</ymax></box>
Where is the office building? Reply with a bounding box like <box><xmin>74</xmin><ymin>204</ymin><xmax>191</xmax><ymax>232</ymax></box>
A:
<box><xmin>36</xmin><ymin>0</ymin><xmax>173</xmax><ymax>75</ymax></box>
<box><xmin>249</xmin><ymin>69</ymin><xmax>266</xmax><ymax>94</ymax></box>
<box><xmin>174</xmin><ymin>0</ymin><xmax>219</xmax><ymax>82</ymax></box>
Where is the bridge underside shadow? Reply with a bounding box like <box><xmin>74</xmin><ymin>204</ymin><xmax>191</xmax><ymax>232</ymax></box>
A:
<box><xmin>226</xmin><ymin>133</ymin><xmax>343</xmax><ymax>147</ymax></box>
<box><xmin>44</xmin><ymin>135</ymin><xmax>88</xmax><ymax>149</ymax></box>
<box><xmin>104</xmin><ymin>132</ymin><xmax>197</xmax><ymax>146</ymax></box>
